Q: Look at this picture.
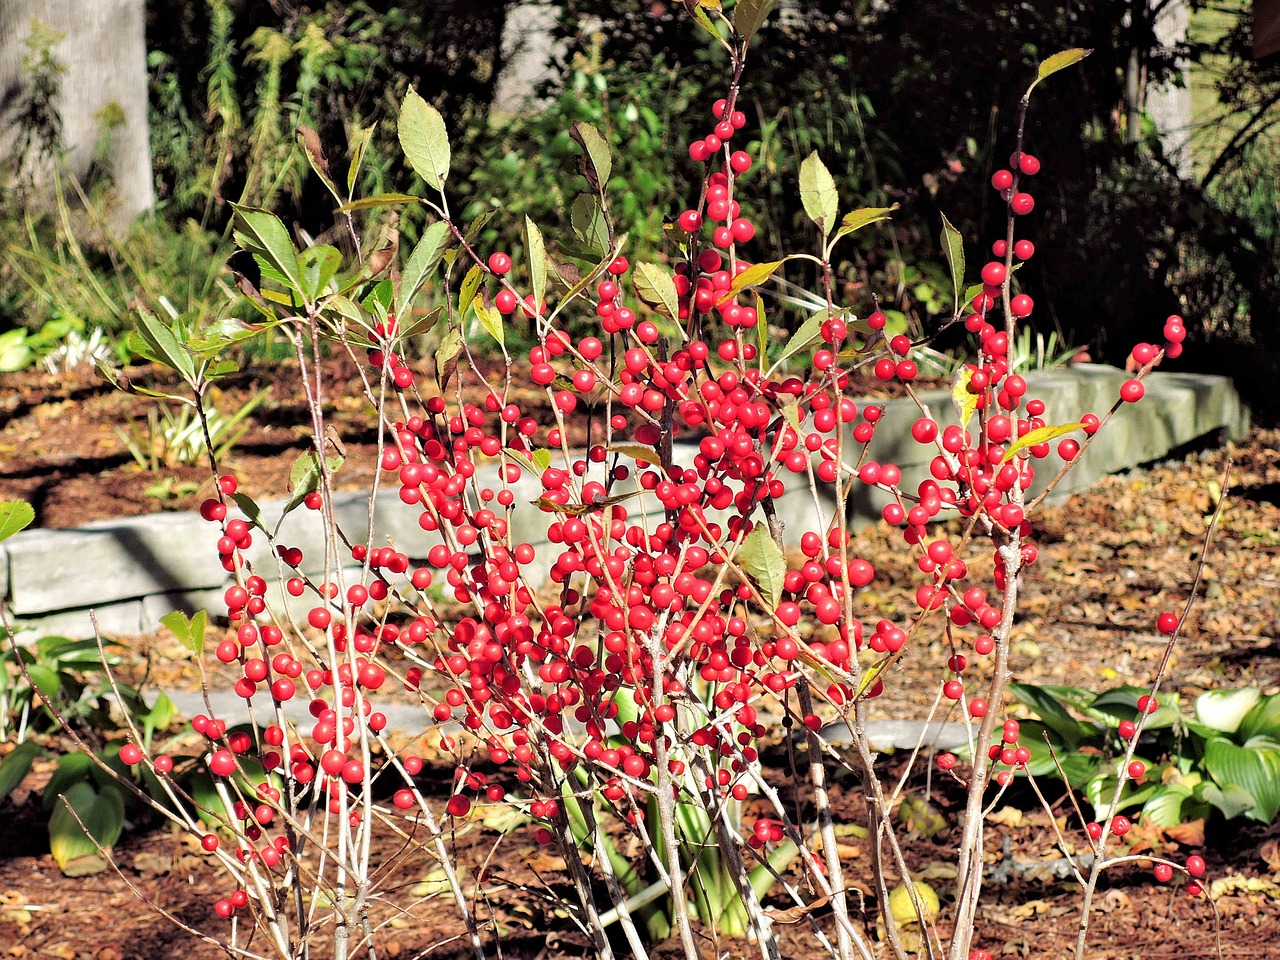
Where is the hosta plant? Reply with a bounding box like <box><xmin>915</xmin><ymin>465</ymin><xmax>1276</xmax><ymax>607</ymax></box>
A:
<box><xmin>1011</xmin><ymin>682</ymin><xmax>1280</xmax><ymax>827</ymax></box>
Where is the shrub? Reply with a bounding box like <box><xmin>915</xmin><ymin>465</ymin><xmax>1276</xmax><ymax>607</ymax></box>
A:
<box><xmin>12</xmin><ymin>7</ymin><xmax>1232</xmax><ymax>960</ymax></box>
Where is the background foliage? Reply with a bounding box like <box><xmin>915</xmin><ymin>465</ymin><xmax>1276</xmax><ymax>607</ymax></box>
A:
<box><xmin>0</xmin><ymin>0</ymin><xmax>1275</xmax><ymax>394</ymax></box>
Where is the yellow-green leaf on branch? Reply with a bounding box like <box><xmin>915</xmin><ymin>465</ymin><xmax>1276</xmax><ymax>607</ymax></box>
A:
<box><xmin>1001</xmin><ymin>421</ymin><xmax>1086</xmax><ymax>463</ymax></box>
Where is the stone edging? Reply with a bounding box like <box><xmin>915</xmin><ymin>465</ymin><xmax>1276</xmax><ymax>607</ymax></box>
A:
<box><xmin>2</xmin><ymin>365</ymin><xmax>1248</xmax><ymax>639</ymax></box>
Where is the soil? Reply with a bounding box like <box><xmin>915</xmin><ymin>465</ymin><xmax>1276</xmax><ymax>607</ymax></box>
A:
<box><xmin>0</xmin><ymin>359</ymin><xmax>936</xmax><ymax>531</ymax></box>
<box><xmin>2</xmin><ymin>358</ymin><xmax>1280</xmax><ymax>959</ymax></box>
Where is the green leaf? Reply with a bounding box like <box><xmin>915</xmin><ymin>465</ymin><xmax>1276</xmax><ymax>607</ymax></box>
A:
<box><xmin>336</xmin><ymin>192</ymin><xmax>421</xmax><ymax>213</ymax></box>
<box><xmin>458</xmin><ymin>264</ymin><xmax>484</xmax><ymax>318</ymax></box>
<box><xmin>570</xmin><ymin>194</ymin><xmax>610</xmax><ymax>259</ymax></box>
<box><xmin>525</xmin><ymin>217</ymin><xmax>548</xmax><ymax>304</ymax></box>
<box><xmin>1239</xmin><ymin>693</ymin><xmax>1280</xmax><ymax>741</ymax></box>
<box><xmin>435</xmin><ymin>325</ymin><xmax>465</xmax><ymax>390</ymax></box>
<box><xmin>1026</xmin><ymin>48</ymin><xmax>1093</xmax><ymax>99</ymax></box>
<box><xmin>399</xmin><ymin>305</ymin><xmax>444</xmax><ymax>341</ymax></box>
<box><xmin>299</xmin><ymin>245</ymin><xmax>343</xmax><ymax>301</ymax></box>
<box><xmin>398</xmin><ymin>88</ymin><xmax>451</xmax><ymax>192</ymax></box>
<box><xmin>1008</xmin><ymin>684</ymin><xmax>1087</xmax><ymax>749</ymax></box>
<box><xmin>940</xmin><ymin>213</ymin><xmax>965</xmax><ymax>314</ymax></box>
<box><xmin>632</xmin><ymin>262</ymin><xmax>680</xmax><ymax>321</ymax></box>
<box><xmin>347</xmin><ymin>125</ymin><xmax>374</xmax><ymax>196</ymax></box>
<box><xmin>474</xmin><ymin>296</ymin><xmax>505</xmax><ymax>352</ymax></box>
<box><xmin>768</xmin><ymin>310</ymin><xmax>830</xmax><ymax>374</ymax></box>
<box><xmin>281</xmin><ymin>449</ymin><xmax>345</xmax><ymax>519</ymax></box>
<box><xmin>1001</xmin><ymin>421</ymin><xmax>1085</xmax><ymax>463</ymax></box>
<box><xmin>49</xmin><ymin>782</ymin><xmax>125</xmax><ymax>877</ymax></box>
<box><xmin>740</xmin><ymin>523</ymin><xmax>786</xmax><ymax>610</ymax></box>
<box><xmin>296</xmin><ymin>124</ymin><xmax>339</xmax><ymax>200</ymax></box>
<box><xmin>1199</xmin><ymin>781</ymin><xmax>1257</xmax><ymax>821</ymax></box>
<box><xmin>141</xmin><ymin>692</ymin><xmax>176</xmax><ymax>733</ymax></box>
<box><xmin>396</xmin><ymin>221</ymin><xmax>450</xmax><ymax>318</ymax></box>
<box><xmin>1203</xmin><ymin>735</ymin><xmax>1280</xmax><ymax>822</ymax></box>
<box><xmin>688</xmin><ymin>3</ymin><xmax>727</xmax><ymax>48</ymax></box>
<box><xmin>799</xmin><ymin>152</ymin><xmax>838</xmax><ymax>238</ymax></box>
<box><xmin>609</xmin><ymin>443</ymin><xmax>664</xmax><ymax>469</ymax></box>
<box><xmin>569</xmin><ymin>121</ymin><xmax>612</xmax><ymax>193</ymax></box>
<box><xmin>25</xmin><ymin>663</ymin><xmax>62</xmax><ymax>700</ymax></box>
<box><xmin>231</xmin><ymin>205</ymin><xmax>304</xmax><ymax>297</ymax></box>
<box><xmin>834</xmin><ymin>204</ymin><xmax>898</xmax><ymax>243</ymax></box>
<box><xmin>0</xmin><ymin>740</ymin><xmax>43</xmax><ymax>801</ymax></box>
<box><xmin>1195</xmin><ymin>688</ymin><xmax>1262</xmax><ymax>735</ymax></box>
<box><xmin>734</xmin><ymin>0</ymin><xmax>778</xmax><ymax>42</ymax></box>
<box><xmin>718</xmin><ymin>258</ymin><xmax>786</xmax><ymax>305</ymax></box>
<box><xmin>134</xmin><ymin>311</ymin><xmax>195</xmax><ymax>382</ymax></box>
<box><xmin>230</xmin><ymin>492</ymin><xmax>264</xmax><ymax>531</ymax></box>
<box><xmin>755</xmin><ymin>292</ymin><xmax>768</xmax><ymax>373</ymax></box>
<box><xmin>1140</xmin><ymin>783</ymin><xmax>1194</xmax><ymax>827</ymax></box>
<box><xmin>950</xmin><ymin>367</ymin><xmax>979</xmax><ymax>429</ymax></box>
<box><xmin>160</xmin><ymin>609</ymin><xmax>206</xmax><ymax>657</ymax></box>
<box><xmin>1086</xmin><ymin>686</ymin><xmax>1181</xmax><ymax>730</ymax></box>
<box><xmin>0</xmin><ymin>500</ymin><xmax>35</xmax><ymax>543</ymax></box>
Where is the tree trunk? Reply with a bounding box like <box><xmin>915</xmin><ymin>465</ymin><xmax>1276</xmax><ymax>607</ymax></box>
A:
<box><xmin>0</xmin><ymin>0</ymin><xmax>153</xmax><ymax>233</ymax></box>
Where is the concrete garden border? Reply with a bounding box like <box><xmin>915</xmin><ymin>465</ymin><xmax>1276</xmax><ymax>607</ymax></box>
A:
<box><xmin>2</xmin><ymin>365</ymin><xmax>1248</xmax><ymax>639</ymax></box>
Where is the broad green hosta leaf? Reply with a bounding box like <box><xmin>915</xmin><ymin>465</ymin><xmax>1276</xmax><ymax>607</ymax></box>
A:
<box><xmin>0</xmin><ymin>740</ymin><xmax>43</xmax><ymax>801</ymax></box>
<box><xmin>1203</xmin><ymin>735</ymin><xmax>1280</xmax><ymax>822</ymax></box>
<box><xmin>1140</xmin><ymin>783</ymin><xmax>1194</xmax><ymax>827</ymax></box>
<box><xmin>1008</xmin><ymin>683</ymin><xmax>1090</xmax><ymax>749</ymax></box>
<box><xmin>1195</xmin><ymin>687</ymin><xmax>1262</xmax><ymax>735</ymax></box>
<box><xmin>1238</xmin><ymin>692</ymin><xmax>1280</xmax><ymax>740</ymax></box>
<box><xmin>49</xmin><ymin>781</ymin><xmax>125</xmax><ymax>877</ymax></box>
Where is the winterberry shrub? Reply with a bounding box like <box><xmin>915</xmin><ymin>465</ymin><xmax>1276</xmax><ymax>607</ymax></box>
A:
<box><xmin>79</xmin><ymin>6</ymin><xmax>1216</xmax><ymax>960</ymax></box>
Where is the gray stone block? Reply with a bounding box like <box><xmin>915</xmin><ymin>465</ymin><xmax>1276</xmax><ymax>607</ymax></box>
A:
<box><xmin>10</xmin><ymin>599</ymin><xmax>145</xmax><ymax>639</ymax></box>
<box><xmin>5</xmin><ymin>511</ymin><xmax>226</xmax><ymax>615</ymax></box>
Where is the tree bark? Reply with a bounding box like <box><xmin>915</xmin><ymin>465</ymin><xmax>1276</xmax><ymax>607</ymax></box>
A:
<box><xmin>0</xmin><ymin>0</ymin><xmax>153</xmax><ymax>232</ymax></box>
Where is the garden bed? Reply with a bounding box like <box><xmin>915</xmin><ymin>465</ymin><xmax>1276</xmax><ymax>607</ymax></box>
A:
<box><xmin>2</xmin><ymin>421</ymin><xmax>1279</xmax><ymax>959</ymax></box>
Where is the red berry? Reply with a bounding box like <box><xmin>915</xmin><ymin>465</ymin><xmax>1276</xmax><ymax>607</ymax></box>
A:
<box><xmin>1018</xmin><ymin>153</ymin><xmax>1041</xmax><ymax>176</ymax></box>
<box><xmin>1010</xmin><ymin>192</ymin><xmax>1035</xmax><ymax>215</ymax></box>
<box><xmin>1119</xmin><ymin>379</ymin><xmax>1145</xmax><ymax>403</ymax></box>
<box><xmin>1157</xmin><ymin>612</ymin><xmax>1179</xmax><ymax>635</ymax></box>
<box><xmin>1186</xmin><ymin>855</ymin><xmax>1206</xmax><ymax>877</ymax></box>
<box><xmin>120</xmin><ymin>743</ymin><xmax>143</xmax><ymax>765</ymax></box>
<box><xmin>1111</xmin><ymin>814</ymin><xmax>1131</xmax><ymax>836</ymax></box>
<box><xmin>1153</xmin><ymin>862</ymin><xmax>1173</xmax><ymax>883</ymax></box>
<box><xmin>487</xmin><ymin>252</ymin><xmax>512</xmax><ymax>275</ymax></box>
<box><xmin>991</xmin><ymin>169</ymin><xmax>1013</xmax><ymax>190</ymax></box>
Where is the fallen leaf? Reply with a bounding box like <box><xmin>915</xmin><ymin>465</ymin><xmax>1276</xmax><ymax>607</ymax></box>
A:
<box><xmin>1163</xmin><ymin>819</ymin><xmax>1206</xmax><ymax>847</ymax></box>
<box><xmin>133</xmin><ymin>850</ymin><xmax>172</xmax><ymax>878</ymax></box>
<box><xmin>988</xmin><ymin>806</ymin><xmax>1024</xmax><ymax>828</ymax></box>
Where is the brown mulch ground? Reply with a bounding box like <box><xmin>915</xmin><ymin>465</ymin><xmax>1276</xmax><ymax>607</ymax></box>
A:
<box><xmin>1</xmin><ymin>358</ymin><xmax>1279</xmax><ymax>959</ymax></box>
